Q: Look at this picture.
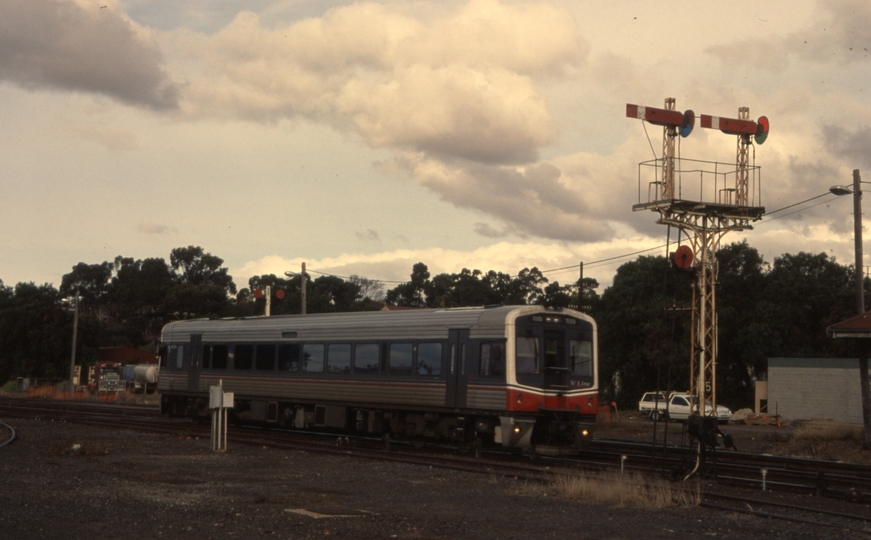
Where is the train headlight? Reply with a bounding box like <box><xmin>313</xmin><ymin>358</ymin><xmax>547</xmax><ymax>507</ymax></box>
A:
<box><xmin>581</xmin><ymin>429</ymin><xmax>589</xmax><ymax>437</ymax></box>
<box><xmin>513</xmin><ymin>426</ymin><xmax>522</xmax><ymax>434</ymax></box>
<box><xmin>516</xmin><ymin>393</ymin><xmax>523</xmax><ymax>404</ymax></box>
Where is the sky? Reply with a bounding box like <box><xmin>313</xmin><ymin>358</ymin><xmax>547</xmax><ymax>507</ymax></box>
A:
<box><xmin>2</xmin><ymin>0</ymin><xmax>870</xmax><ymax>295</ymax></box>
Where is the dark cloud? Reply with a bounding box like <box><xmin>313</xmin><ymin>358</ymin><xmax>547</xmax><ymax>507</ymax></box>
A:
<box><xmin>409</xmin><ymin>158</ymin><xmax>614</xmax><ymax>242</ymax></box>
<box><xmin>822</xmin><ymin>124</ymin><xmax>871</xmax><ymax>171</ymax></box>
<box><xmin>356</xmin><ymin>229</ymin><xmax>381</xmax><ymax>242</ymax></box>
<box><xmin>706</xmin><ymin>1</ymin><xmax>871</xmax><ymax>69</ymax></box>
<box><xmin>137</xmin><ymin>223</ymin><xmax>177</xmax><ymax>235</ymax></box>
<box><xmin>0</xmin><ymin>0</ymin><xmax>178</xmax><ymax>110</ymax></box>
<box><xmin>473</xmin><ymin>222</ymin><xmax>507</xmax><ymax>238</ymax></box>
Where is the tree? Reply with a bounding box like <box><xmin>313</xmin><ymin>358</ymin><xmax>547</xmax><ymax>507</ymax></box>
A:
<box><xmin>762</xmin><ymin>252</ymin><xmax>854</xmax><ymax>358</ymax></box>
<box><xmin>165</xmin><ymin>247</ymin><xmax>236</xmax><ymax>318</ymax></box>
<box><xmin>595</xmin><ymin>256</ymin><xmax>694</xmax><ymax>408</ymax></box>
<box><xmin>308</xmin><ymin>275</ymin><xmax>362</xmax><ymax>313</ymax></box>
<box><xmin>348</xmin><ymin>275</ymin><xmax>384</xmax><ymax>303</ymax></box>
<box><xmin>59</xmin><ymin>261</ymin><xmax>113</xmax><ymax>316</ymax></box>
<box><xmin>504</xmin><ymin>267</ymin><xmax>548</xmax><ymax>305</ymax></box>
<box><xmin>170</xmin><ymin>246</ymin><xmax>236</xmax><ymax>294</ymax></box>
<box><xmin>715</xmin><ymin>241</ymin><xmax>770</xmax><ymax>408</ymax></box>
<box><xmin>385</xmin><ymin>263</ymin><xmax>430</xmax><ymax>307</ymax></box>
<box><xmin>0</xmin><ymin>282</ymin><xmax>70</xmax><ymax>382</ymax></box>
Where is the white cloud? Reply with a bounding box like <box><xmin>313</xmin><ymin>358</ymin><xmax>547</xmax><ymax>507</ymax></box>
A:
<box><xmin>168</xmin><ymin>0</ymin><xmax>584</xmax><ymax>165</ymax></box>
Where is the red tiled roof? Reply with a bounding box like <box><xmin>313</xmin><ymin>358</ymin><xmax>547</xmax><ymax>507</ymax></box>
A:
<box><xmin>827</xmin><ymin>312</ymin><xmax>871</xmax><ymax>338</ymax></box>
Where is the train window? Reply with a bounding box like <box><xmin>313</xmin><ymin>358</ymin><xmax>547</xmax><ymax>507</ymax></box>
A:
<box><xmin>159</xmin><ymin>346</ymin><xmax>168</xmax><ymax>368</ymax></box>
<box><xmin>302</xmin><ymin>344</ymin><xmax>324</xmax><ymax>372</ymax></box>
<box><xmin>417</xmin><ymin>343</ymin><xmax>441</xmax><ymax>376</ymax></box>
<box><xmin>234</xmin><ymin>345</ymin><xmax>254</xmax><ymax>370</ymax></box>
<box><xmin>389</xmin><ymin>343</ymin><xmax>413</xmax><ymax>373</ymax></box>
<box><xmin>516</xmin><ymin>337</ymin><xmax>539</xmax><ymax>374</ymax></box>
<box><xmin>212</xmin><ymin>345</ymin><xmax>229</xmax><ymax>370</ymax></box>
<box><xmin>327</xmin><ymin>344</ymin><xmax>351</xmax><ymax>373</ymax></box>
<box><xmin>279</xmin><ymin>344</ymin><xmax>300</xmax><ymax>371</ymax></box>
<box><xmin>176</xmin><ymin>346</ymin><xmax>184</xmax><ymax>369</ymax></box>
<box><xmin>570</xmin><ymin>340</ymin><xmax>592</xmax><ymax>376</ymax></box>
<box><xmin>256</xmin><ymin>344</ymin><xmax>276</xmax><ymax>371</ymax></box>
<box><xmin>202</xmin><ymin>345</ymin><xmax>212</xmax><ymax>369</ymax></box>
<box><xmin>479</xmin><ymin>343</ymin><xmax>504</xmax><ymax>377</ymax></box>
<box><xmin>354</xmin><ymin>344</ymin><xmax>379</xmax><ymax>373</ymax></box>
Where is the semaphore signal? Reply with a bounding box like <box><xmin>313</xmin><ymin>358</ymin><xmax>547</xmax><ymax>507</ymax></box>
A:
<box><xmin>627</xmin><ymin>97</ymin><xmax>769</xmax><ymax>480</ymax></box>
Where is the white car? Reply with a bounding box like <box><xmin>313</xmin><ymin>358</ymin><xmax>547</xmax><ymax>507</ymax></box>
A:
<box><xmin>666</xmin><ymin>393</ymin><xmax>732</xmax><ymax>424</ymax></box>
<box><xmin>638</xmin><ymin>392</ymin><xmax>668</xmax><ymax>418</ymax></box>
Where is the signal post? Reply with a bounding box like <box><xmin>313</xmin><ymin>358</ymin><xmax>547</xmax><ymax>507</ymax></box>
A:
<box><xmin>627</xmin><ymin>98</ymin><xmax>769</xmax><ymax>478</ymax></box>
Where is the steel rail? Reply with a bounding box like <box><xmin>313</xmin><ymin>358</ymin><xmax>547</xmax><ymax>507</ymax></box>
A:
<box><xmin>0</xmin><ymin>420</ymin><xmax>16</xmax><ymax>448</ymax></box>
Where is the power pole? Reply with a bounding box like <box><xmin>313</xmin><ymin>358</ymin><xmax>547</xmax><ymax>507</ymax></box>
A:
<box><xmin>301</xmin><ymin>262</ymin><xmax>306</xmax><ymax>315</ymax></box>
<box><xmin>69</xmin><ymin>292</ymin><xmax>80</xmax><ymax>390</ymax></box>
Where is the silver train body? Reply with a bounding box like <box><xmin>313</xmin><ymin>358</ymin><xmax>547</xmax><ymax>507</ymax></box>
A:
<box><xmin>157</xmin><ymin>305</ymin><xmax>599</xmax><ymax>448</ymax></box>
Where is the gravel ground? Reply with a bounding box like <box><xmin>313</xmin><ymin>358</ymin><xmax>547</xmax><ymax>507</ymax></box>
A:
<box><xmin>0</xmin><ymin>417</ymin><xmax>868</xmax><ymax>540</ymax></box>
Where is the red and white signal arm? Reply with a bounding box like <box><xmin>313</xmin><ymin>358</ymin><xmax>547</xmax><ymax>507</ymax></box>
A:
<box><xmin>701</xmin><ymin>114</ymin><xmax>769</xmax><ymax>144</ymax></box>
<box><xmin>627</xmin><ymin>104</ymin><xmax>694</xmax><ymax>137</ymax></box>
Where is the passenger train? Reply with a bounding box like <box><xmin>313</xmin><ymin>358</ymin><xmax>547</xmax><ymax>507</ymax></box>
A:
<box><xmin>157</xmin><ymin>305</ymin><xmax>598</xmax><ymax>449</ymax></box>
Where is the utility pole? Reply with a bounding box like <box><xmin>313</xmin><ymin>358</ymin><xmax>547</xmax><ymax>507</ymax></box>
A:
<box><xmin>851</xmin><ymin>170</ymin><xmax>871</xmax><ymax>448</ymax></box>
<box><xmin>301</xmin><ymin>262</ymin><xmax>306</xmax><ymax>315</ymax></box>
<box><xmin>69</xmin><ymin>292</ymin><xmax>80</xmax><ymax>389</ymax></box>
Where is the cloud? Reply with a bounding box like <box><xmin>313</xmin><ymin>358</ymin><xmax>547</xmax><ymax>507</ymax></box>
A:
<box><xmin>231</xmin><ymin>239</ymin><xmax>658</xmax><ymax>287</ymax></box>
<box><xmin>822</xmin><ymin>124</ymin><xmax>871</xmax><ymax>170</ymax></box>
<box><xmin>170</xmin><ymin>0</ymin><xmax>585</xmax><ymax>164</ymax></box>
<box><xmin>390</xmin><ymin>155</ymin><xmax>614</xmax><ymax>242</ymax></box>
<box><xmin>356</xmin><ymin>229</ymin><xmax>381</xmax><ymax>242</ymax></box>
<box><xmin>0</xmin><ymin>0</ymin><xmax>179</xmax><ymax>110</ymax></box>
<box><xmin>137</xmin><ymin>223</ymin><xmax>178</xmax><ymax>235</ymax></box>
<box><xmin>75</xmin><ymin>126</ymin><xmax>138</xmax><ymax>151</ymax></box>
<box><xmin>705</xmin><ymin>0</ymin><xmax>871</xmax><ymax>70</ymax></box>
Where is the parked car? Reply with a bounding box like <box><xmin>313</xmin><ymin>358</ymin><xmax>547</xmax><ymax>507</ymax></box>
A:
<box><xmin>638</xmin><ymin>391</ymin><xmax>668</xmax><ymax>418</ymax></box>
<box><xmin>665</xmin><ymin>393</ymin><xmax>732</xmax><ymax>424</ymax></box>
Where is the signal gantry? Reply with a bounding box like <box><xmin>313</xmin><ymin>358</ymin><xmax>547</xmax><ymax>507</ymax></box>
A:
<box><xmin>627</xmin><ymin>97</ymin><xmax>769</xmax><ymax>477</ymax></box>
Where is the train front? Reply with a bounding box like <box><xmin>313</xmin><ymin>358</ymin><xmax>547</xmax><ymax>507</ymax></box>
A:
<box><xmin>501</xmin><ymin>309</ymin><xmax>598</xmax><ymax>449</ymax></box>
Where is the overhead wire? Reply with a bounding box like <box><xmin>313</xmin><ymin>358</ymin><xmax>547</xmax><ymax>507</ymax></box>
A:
<box><xmin>299</xmin><ymin>190</ymin><xmax>848</xmax><ymax>285</ymax></box>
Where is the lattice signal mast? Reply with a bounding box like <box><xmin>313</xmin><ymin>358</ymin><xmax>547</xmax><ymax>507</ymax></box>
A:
<box><xmin>626</xmin><ymin>98</ymin><xmax>768</xmax><ymax>417</ymax></box>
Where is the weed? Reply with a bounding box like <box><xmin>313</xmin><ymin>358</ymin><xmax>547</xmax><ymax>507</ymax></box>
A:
<box><xmin>549</xmin><ymin>471</ymin><xmax>701</xmax><ymax>508</ymax></box>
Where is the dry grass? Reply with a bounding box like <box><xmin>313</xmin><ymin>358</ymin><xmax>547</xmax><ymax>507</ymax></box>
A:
<box><xmin>548</xmin><ymin>471</ymin><xmax>701</xmax><ymax>508</ymax></box>
<box><xmin>792</xmin><ymin>421</ymin><xmax>863</xmax><ymax>442</ymax></box>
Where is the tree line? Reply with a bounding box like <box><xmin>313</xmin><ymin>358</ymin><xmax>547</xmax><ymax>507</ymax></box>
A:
<box><xmin>0</xmin><ymin>241</ymin><xmax>862</xmax><ymax>411</ymax></box>
<box><xmin>0</xmin><ymin>246</ymin><xmax>591</xmax><ymax>385</ymax></box>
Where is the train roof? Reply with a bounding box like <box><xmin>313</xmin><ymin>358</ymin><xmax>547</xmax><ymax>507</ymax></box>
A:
<box><xmin>160</xmin><ymin>305</ymin><xmax>593</xmax><ymax>343</ymax></box>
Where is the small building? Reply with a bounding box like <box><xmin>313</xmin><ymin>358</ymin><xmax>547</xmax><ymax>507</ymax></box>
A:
<box><xmin>96</xmin><ymin>347</ymin><xmax>158</xmax><ymax>365</ymax></box>
<box><xmin>763</xmin><ymin>358</ymin><xmax>867</xmax><ymax>424</ymax></box>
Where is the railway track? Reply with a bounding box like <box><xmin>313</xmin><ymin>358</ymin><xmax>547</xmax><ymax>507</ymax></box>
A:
<box><xmin>587</xmin><ymin>438</ymin><xmax>871</xmax><ymax>502</ymax></box>
<box><xmin>2</xmin><ymin>397</ymin><xmax>870</xmax><ymax>534</ymax></box>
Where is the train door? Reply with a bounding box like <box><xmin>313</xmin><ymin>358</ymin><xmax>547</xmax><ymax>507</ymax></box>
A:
<box><xmin>446</xmin><ymin>328</ymin><xmax>469</xmax><ymax>408</ymax></box>
<box><xmin>543</xmin><ymin>331</ymin><xmax>569</xmax><ymax>391</ymax></box>
<box><xmin>187</xmin><ymin>334</ymin><xmax>203</xmax><ymax>393</ymax></box>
